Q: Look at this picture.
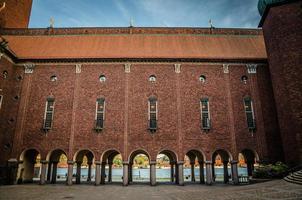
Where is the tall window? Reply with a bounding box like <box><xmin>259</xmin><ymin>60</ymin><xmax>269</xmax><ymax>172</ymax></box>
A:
<box><xmin>95</xmin><ymin>98</ymin><xmax>105</xmax><ymax>131</ymax></box>
<box><xmin>148</xmin><ymin>97</ymin><xmax>157</xmax><ymax>132</ymax></box>
<box><xmin>43</xmin><ymin>97</ymin><xmax>55</xmax><ymax>130</ymax></box>
<box><xmin>244</xmin><ymin>97</ymin><xmax>256</xmax><ymax>130</ymax></box>
<box><xmin>200</xmin><ymin>98</ymin><xmax>211</xmax><ymax>130</ymax></box>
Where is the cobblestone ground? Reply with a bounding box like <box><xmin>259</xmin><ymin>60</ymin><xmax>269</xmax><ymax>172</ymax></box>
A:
<box><xmin>0</xmin><ymin>180</ymin><xmax>301</xmax><ymax>200</ymax></box>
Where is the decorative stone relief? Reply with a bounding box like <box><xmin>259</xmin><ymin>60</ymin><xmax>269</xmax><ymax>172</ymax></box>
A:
<box><xmin>24</xmin><ymin>63</ymin><xmax>35</xmax><ymax>74</ymax></box>
<box><xmin>125</xmin><ymin>63</ymin><xmax>131</xmax><ymax>73</ymax></box>
<box><xmin>75</xmin><ymin>64</ymin><xmax>81</xmax><ymax>74</ymax></box>
<box><xmin>223</xmin><ymin>64</ymin><xmax>229</xmax><ymax>73</ymax></box>
<box><xmin>0</xmin><ymin>52</ymin><xmax>3</xmax><ymax>59</ymax></box>
<box><xmin>247</xmin><ymin>64</ymin><xmax>257</xmax><ymax>74</ymax></box>
<box><xmin>174</xmin><ymin>64</ymin><xmax>181</xmax><ymax>73</ymax></box>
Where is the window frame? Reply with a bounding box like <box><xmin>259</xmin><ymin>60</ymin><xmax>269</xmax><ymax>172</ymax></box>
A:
<box><xmin>0</xmin><ymin>95</ymin><xmax>3</xmax><ymax>110</ymax></box>
<box><xmin>95</xmin><ymin>98</ymin><xmax>105</xmax><ymax>131</ymax></box>
<box><xmin>148</xmin><ymin>97</ymin><xmax>158</xmax><ymax>131</ymax></box>
<box><xmin>43</xmin><ymin>97</ymin><xmax>55</xmax><ymax>131</ymax></box>
<box><xmin>243</xmin><ymin>97</ymin><xmax>256</xmax><ymax>130</ymax></box>
<box><xmin>200</xmin><ymin>98</ymin><xmax>211</xmax><ymax>130</ymax></box>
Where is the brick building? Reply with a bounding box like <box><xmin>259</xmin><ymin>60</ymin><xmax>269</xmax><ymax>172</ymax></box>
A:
<box><xmin>0</xmin><ymin>0</ymin><xmax>301</xmax><ymax>185</ymax></box>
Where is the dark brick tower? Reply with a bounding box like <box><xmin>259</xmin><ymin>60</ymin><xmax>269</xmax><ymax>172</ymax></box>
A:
<box><xmin>258</xmin><ymin>0</ymin><xmax>302</xmax><ymax>166</ymax></box>
<box><xmin>0</xmin><ymin>0</ymin><xmax>33</xmax><ymax>28</ymax></box>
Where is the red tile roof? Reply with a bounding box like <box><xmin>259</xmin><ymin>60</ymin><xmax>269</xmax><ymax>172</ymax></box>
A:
<box><xmin>1</xmin><ymin>28</ymin><xmax>267</xmax><ymax>60</ymax></box>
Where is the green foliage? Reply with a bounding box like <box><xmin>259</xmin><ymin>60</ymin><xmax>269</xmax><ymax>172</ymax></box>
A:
<box><xmin>253</xmin><ymin>162</ymin><xmax>288</xmax><ymax>179</ymax></box>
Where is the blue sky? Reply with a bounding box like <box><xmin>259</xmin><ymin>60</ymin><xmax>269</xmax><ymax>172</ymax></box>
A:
<box><xmin>29</xmin><ymin>0</ymin><xmax>261</xmax><ymax>28</ymax></box>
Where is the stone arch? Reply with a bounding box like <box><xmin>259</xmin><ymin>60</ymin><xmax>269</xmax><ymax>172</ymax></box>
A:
<box><xmin>157</xmin><ymin>149</ymin><xmax>178</xmax><ymax>163</ymax></box>
<box><xmin>17</xmin><ymin>148</ymin><xmax>40</xmax><ymax>184</ymax></box>
<box><xmin>100</xmin><ymin>149</ymin><xmax>123</xmax><ymax>184</ymax></box>
<box><xmin>156</xmin><ymin>149</ymin><xmax>178</xmax><ymax>184</ymax></box>
<box><xmin>240</xmin><ymin>149</ymin><xmax>259</xmax><ymax>176</ymax></box>
<box><xmin>128</xmin><ymin>149</ymin><xmax>151</xmax><ymax>184</ymax></box>
<box><xmin>46</xmin><ymin>149</ymin><xmax>67</xmax><ymax>184</ymax></box>
<box><xmin>73</xmin><ymin>149</ymin><xmax>95</xmax><ymax>184</ymax></box>
<box><xmin>128</xmin><ymin>149</ymin><xmax>151</xmax><ymax>162</ymax></box>
<box><xmin>212</xmin><ymin>149</ymin><xmax>233</xmax><ymax>184</ymax></box>
<box><xmin>184</xmin><ymin>149</ymin><xmax>206</xmax><ymax>184</ymax></box>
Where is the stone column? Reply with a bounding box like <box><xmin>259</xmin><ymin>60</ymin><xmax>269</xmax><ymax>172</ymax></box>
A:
<box><xmin>177</xmin><ymin>161</ymin><xmax>184</xmax><ymax>186</ymax></box>
<box><xmin>108</xmin><ymin>162</ymin><xmax>113</xmax><ymax>183</ymax></box>
<box><xmin>150</xmin><ymin>161</ymin><xmax>156</xmax><ymax>186</ymax></box>
<box><xmin>51</xmin><ymin>162</ymin><xmax>58</xmax><ymax>184</ymax></box>
<box><xmin>212</xmin><ymin>161</ymin><xmax>215</xmax><ymax>181</ymax></box>
<box><xmin>198</xmin><ymin>161</ymin><xmax>205</xmax><ymax>184</ymax></box>
<box><xmin>123</xmin><ymin>162</ymin><xmax>129</xmax><ymax>186</ymax></box>
<box><xmin>190</xmin><ymin>161</ymin><xmax>195</xmax><ymax>182</ymax></box>
<box><xmin>231</xmin><ymin>160</ymin><xmax>239</xmax><ymax>185</ymax></box>
<box><xmin>205</xmin><ymin>161</ymin><xmax>213</xmax><ymax>185</ymax></box>
<box><xmin>67</xmin><ymin>161</ymin><xmax>74</xmax><ymax>186</ymax></box>
<box><xmin>94</xmin><ymin>161</ymin><xmax>101</xmax><ymax>185</ymax></box>
<box><xmin>175</xmin><ymin>163</ymin><xmax>179</xmax><ymax>184</ymax></box>
<box><xmin>7</xmin><ymin>159</ymin><xmax>19</xmax><ymax>185</ymax></box>
<box><xmin>87</xmin><ymin>162</ymin><xmax>92</xmax><ymax>182</ymax></box>
<box><xmin>170</xmin><ymin>162</ymin><xmax>175</xmax><ymax>183</ymax></box>
<box><xmin>76</xmin><ymin>161</ymin><xmax>82</xmax><ymax>184</ymax></box>
<box><xmin>247</xmin><ymin>161</ymin><xmax>254</xmax><ymax>177</ymax></box>
<box><xmin>100</xmin><ymin>162</ymin><xmax>106</xmax><ymax>184</ymax></box>
<box><xmin>47</xmin><ymin>162</ymin><xmax>52</xmax><ymax>181</ymax></box>
<box><xmin>40</xmin><ymin>160</ymin><xmax>48</xmax><ymax>185</ymax></box>
<box><xmin>223</xmin><ymin>161</ymin><xmax>229</xmax><ymax>183</ymax></box>
<box><xmin>129</xmin><ymin>163</ymin><xmax>133</xmax><ymax>183</ymax></box>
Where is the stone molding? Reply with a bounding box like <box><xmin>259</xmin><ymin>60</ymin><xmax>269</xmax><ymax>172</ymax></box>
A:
<box><xmin>174</xmin><ymin>64</ymin><xmax>181</xmax><ymax>73</ymax></box>
<box><xmin>223</xmin><ymin>64</ymin><xmax>229</xmax><ymax>73</ymax></box>
<box><xmin>24</xmin><ymin>63</ymin><xmax>35</xmax><ymax>74</ymax></box>
<box><xmin>75</xmin><ymin>64</ymin><xmax>81</xmax><ymax>73</ymax></box>
<box><xmin>247</xmin><ymin>64</ymin><xmax>257</xmax><ymax>74</ymax></box>
<box><xmin>125</xmin><ymin>63</ymin><xmax>131</xmax><ymax>73</ymax></box>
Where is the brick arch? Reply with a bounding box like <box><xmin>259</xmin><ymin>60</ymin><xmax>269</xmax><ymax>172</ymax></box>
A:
<box><xmin>101</xmin><ymin>148</ymin><xmax>122</xmax><ymax>163</ymax></box>
<box><xmin>46</xmin><ymin>148</ymin><xmax>68</xmax><ymax>162</ymax></box>
<box><xmin>128</xmin><ymin>149</ymin><xmax>151</xmax><ymax>163</ymax></box>
<box><xmin>212</xmin><ymin>149</ymin><xmax>233</xmax><ymax>162</ymax></box>
<box><xmin>157</xmin><ymin>149</ymin><xmax>178</xmax><ymax>163</ymax></box>
<box><xmin>185</xmin><ymin>149</ymin><xmax>206</xmax><ymax>162</ymax></box>
<box><xmin>73</xmin><ymin>149</ymin><xmax>95</xmax><ymax>163</ymax></box>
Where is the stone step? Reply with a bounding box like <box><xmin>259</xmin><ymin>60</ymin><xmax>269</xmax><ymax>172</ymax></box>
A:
<box><xmin>292</xmin><ymin>174</ymin><xmax>302</xmax><ymax>179</ymax></box>
<box><xmin>286</xmin><ymin>175</ymin><xmax>302</xmax><ymax>182</ymax></box>
<box><xmin>284</xmin><ymin>177</ymin><xmax>302</xmax><ymax>185</ymax></box>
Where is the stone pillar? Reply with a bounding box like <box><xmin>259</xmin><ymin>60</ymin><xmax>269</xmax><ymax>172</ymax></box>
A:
<box><xmin>175</xmin><ymin>163</ymin><xmax>179</xmax><ymax>184</ymax></box>
<box><xmin>150</xmin><ymin>161</ymin><xmax>156</xmax><ymax>186</ymax></box>
<box><xmin>177</xmin><ymin>161</ymin><xmax>184</xmax><ymax>186</ymax></box>
<box><xmin>76</xmin><ymin>161</ymin><xmax>82</xmax><ymax>184</ymax></box>
<box><xmin>247</xmin><ymin>161</ymin><xmax>254</xmax><ymax>177</ymax></box>
<box><xmin>129</xmin><ymin>163</ymin><xmax>133</xmax><ymax>183</ymax></box>
<box><xmin>223</xmin><ymin>161</ymin><xmax>229</xmax><ymax>183</ymax></box>
<box><xmin>87</xmin><ymin>162</ymin><xmax>92</xmax><ymax>182</ymax></box>
<box><xmin>100</xmin><ymin>162</ymin><xmax>106</xmax><ymax>184</ymax></box>
<box><xmin>211</xmin><ymin>161</ymin><xmax>215</xmax><ymax>181</ymax></box>
<box><xmin>67</xmin><ymin>161</ymin><xmax>74</xmax><ymax>186</ymax></box>
<box><xmin>7</xmin><ymin>159</ymin><xmax>19</xmax><ymax>185</ymax></box>
<box><xmin>94</xmin><ymin>161</ymin><xmax>101</xmax><ymax>186</ymax></box>
<box><xmin>108</xmin><ymin>162</ymin><xmax>113</xmax><ymax>183</ymax></box>
<box><xmin>170</xmin><ymin>162</ymin><xmax>175</xmax><ymax>183</ymax></box>
<box><xmin>190</xmin><ymin>162</ymin><xmax>195</xmax><ymax>182</ymax></box>
<box><xmin>205</xmin><ymin>161</ymin><xmax>213</xmax><ymax>185</ymax></box>
<box><xmin>199</xmin><ymin>161</ymin><xmax>205</xmax><ymax>184</ymax></box>
<box><xmin>123</xmin><ymin>162</ymin><xmax>129</xmax><ymax>186</ymax></box>
<box><xmin>231</xmin><ymin>160</ymin><xmax>239</xmax><ymax>185</ymax></box>
<box><xmin>40</xmin><ymin>160</ymin><xmax>48</xmax><ymax>185</ymax></box>
<box><xmin>47</xmin><ymin>162</ymin><xmax>52</xmax><ymax>181</ymax></box>
<box><xmin>51</xmin><ymin>162</ymin><xmax>58</xmax><ymax>184</ymax></box>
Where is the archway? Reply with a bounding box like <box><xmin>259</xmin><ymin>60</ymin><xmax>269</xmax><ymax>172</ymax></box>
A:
<box><xmin>156</xmin><ymin>150</ymin><xmax>177</xmax><ymax>184</ymax></box>
<box><xmin>101</xmin><ymin>149</ymin><xmax>123</xmax><ymax>184</ymax></box>
<box><xmin>184</xmin><ymin>150</ymin><xmax>205</xmax><ymax>184</ymax></box>
<box><xmin>47</xmin><ymin>149</ymin><xmax>67</xmax><ymax>184</ymax></box>
<box><xmin>17</xmin><ymin>149</ymin><xmax>40</xmax><ymax>184</ymax></box>
<box><xmin>212</xmin><ymin>149</ymin><xmax>232</xmax><ymax>184</ymax></box>
<box><xmin>129</xmin><ymin>150</ymin><xmax>150</xmax><ymax>184</ymax></box>
<box><xmin>74</xmin><ymin>149</ymin><xmax>94</xmax><ymax>184</ymax></box>
<box><xmin>240</xmin><ymin>149</ymin><xmax>259</xmax><ymax>177</ymax></box>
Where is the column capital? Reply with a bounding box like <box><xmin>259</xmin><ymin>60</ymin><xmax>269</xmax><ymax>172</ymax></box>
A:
<box><xmin>230</xmin><ymin>160</ymin><xmax>238</xmax><ymax>164</ymax></box>
<box><xmin>67</xmin><ymin>160</ymin><xmax>74</xmax><ymax>165</ymax></box>
<box><xmin>177</xmin><ymin>161</ymin><xmax>184</xmax><ymax>165</ymax></box>
<box><xmin>174</xmin><ymin>64</ymin><xmax>181</xmax><ymax>73</ymax></box>
<box><xmin>40</xmin><ymin>160</ymin><xmax>49</xmax><ymax>164</ymax></box>
<box><xmin>149</xmin><ymin>161</ymin><xmax>157</xmax><ymax>165</ymax></box>
<box><xmin>122</xmin><ymin>161</ymin><xmax>129</xmax><ymax>165</ymax></box>
<box><xmin>223</xmin><ymin>64</ymin><xmax>229</xmax><ymax>73</ymax></box>
<box><xmin>198</xmin><ymin>161</ymin><xmax>204</xmax><ymax>165</ymax></box>
<box><xmin>76</xmin><ymin>161</ymin><xmax>83</xmax><ymax>165</ymax></box>
<box><xmin>205</xmin><ymin>161</ymin><xmax>212</xmax><ymax>164</ymax></box>
<box><xmin>75</xmin><ymin>64</ymin><xmax>81</xmax><ymax>73</ymax></box>
<box><xmin>94</xmin><ymin>161</ymin><xmax>101</xmax><ymax>165</ymax></box>
<box><xmin>24</xmin><ymin>63</ymin><xmax>35</xmax><ymax>74</ymax></box>
<box><xmin>246</xmin><ymin>64</ymin><xmax>257</xmax><ymax>74</ymax></box>
<box><xmin>124</xmin><ymin>63</ymin><xmax>131</xmax><ymax>73</ymax></box>
<box><xmin>7</xmin><ymin>158</ymin><xmax>18</xmax><ymax>163</ymax></box>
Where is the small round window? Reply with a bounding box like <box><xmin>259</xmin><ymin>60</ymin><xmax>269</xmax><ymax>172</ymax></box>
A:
<box><xmin>199</xmin><ymin>75</ymin><xmax>206</xmax><ymax>83</ymax></box>
<box><xmin>50</xmin><ymin>75</ymin><xmax>57</xmax><ymax>82</ymax></box>
<box><xmin>241</xmin><ymin>75</ymin><xmax>248</xmax><ymax>84</ymax></box>
<box><xmin>149</xmin><ymin>75</ymin><xmax>156</xmax><ymax>83</ymax></box>
<box><xmin>99</xmin><ymin>75</ymin><xmax>106</xmax><ymax>82</ymax></box>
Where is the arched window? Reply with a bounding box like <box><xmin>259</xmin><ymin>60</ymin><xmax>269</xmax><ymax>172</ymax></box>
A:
<box><xmin>95</xmin><ymin>98</ymin><xmax>105</xmax><ymax>131</ymax></box>
<box><xmin>200</xmin><ymin>98</ymin><xmax>211</xmax><ymax>130</ymax></box>
<box><xmin>149</xmin><ymin>75</ymin><xmax>156</xmax><ymax>83</ymax></box>
<box><xmin>244</xmin><ymin>97</ymin><xmax>256</xmax><ymax>130</ymax></box>
<box><xmin>43</xmin><ymin>97</ymin><xmax>55</xmax><ymax>131</ymax></box>
<box><xmin>148</xmin><ymin>97</ymin><xmax>157</xmax><ymax>132</ymax></box>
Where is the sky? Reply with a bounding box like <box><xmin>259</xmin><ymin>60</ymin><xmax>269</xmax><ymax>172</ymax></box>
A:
<box><xmin>29</xmin><ymin>0</ymin><xmax>261</xmax><ymax>28</ymax></box>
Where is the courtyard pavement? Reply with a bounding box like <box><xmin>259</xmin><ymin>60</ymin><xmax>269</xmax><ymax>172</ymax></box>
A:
<box><xmin>0</xmin><ymin>180</ymin><xmax>301</xmax><ymax>200</ymax></box>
